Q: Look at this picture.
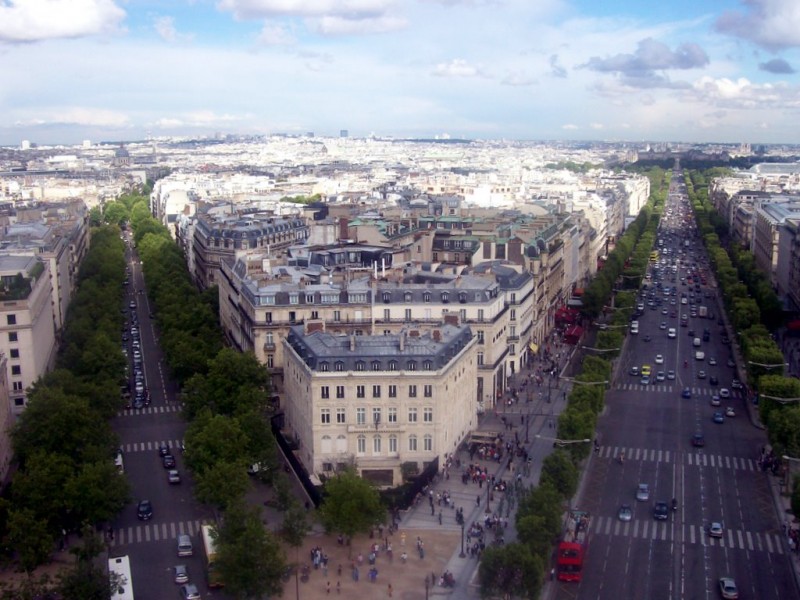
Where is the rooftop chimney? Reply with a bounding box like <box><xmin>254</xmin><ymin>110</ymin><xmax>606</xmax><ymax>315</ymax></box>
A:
<box><xmin>432</xmin><ymin>329</ymin><xmax>441</xmax><ymax>342</ymax></box>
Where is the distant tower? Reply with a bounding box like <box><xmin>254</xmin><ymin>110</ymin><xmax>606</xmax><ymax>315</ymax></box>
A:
<box><xmin>20</xmin><ymin>140</ymin><xmax>30</xmax><ymax>150</ymax></box>
<box><xmin>82</xmin><ymin>140</ymin><xmax>92</xmax><ymax>148</ymax></box>
<box><xmin>340</xmin><ymin>129</ymin><xmax>349</xmax><ymax>138</ymax></box>
<box><xmin>113</xmin><ymin>144</ymin><xmax>131</xmax><ymax>167</ymax></box>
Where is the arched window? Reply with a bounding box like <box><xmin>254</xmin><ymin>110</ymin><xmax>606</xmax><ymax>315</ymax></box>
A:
<box><xmin>388</xmin><ymin>435</ymin><xmax>398</xmax><ymax>454</ymax></box>
<box><xmin>373</xmin><ymin>435</ymin><xmax>381</xmax><ymax>454</ymax></box>
<box><xmin>320</xmin><ymin>362</ymin><xmax>329</xmax><ymax>372</ymax></box>
<box><xmin>372</xmin><ymin>361</ymin><xmax>381</xmax><ymax>371</ymax></box>
<box><xmin>321</xmin><ymin>435</ymin><xmax>332</xmax><ymax>453</ymax></box>
<box><xmin>423</xmin><ymin>434</ymin><xmax>433</xmax><ymax>452</ymax></box>
<box><xmin>408</xmin><ymin>435</ymin><xmax>418</xmax><ymax>452</ymax></box>
<box><xmin>335</xmin><ymin>361</ymin><xmax>344</xmax><ymax>372</ymax></box>
<box><xmin>336</xmin><ymin>435</ymin><xmax>347</xmax><ymax>453</ymax></box>
<box><xmin>356</xmin><ymin>361</ymin><xmax>366</xmax><ymax>371</ymax></box>
<box><xmin>357</xmin><ymin>435</ymin><xmax>366</xmax><ymax>455</ymax></box>
<box><xmin>388</xmin><ymin>360</ymin><xmax>398</xmax><ymax>371</ymax></box>
<box><xmin>423</xmin><ymin>360</ymin><xmax>433</xmax><ymax>371</ymax></box>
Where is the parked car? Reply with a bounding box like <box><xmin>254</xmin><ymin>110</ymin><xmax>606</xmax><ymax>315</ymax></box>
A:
<box><xmin>174</xmin><ymin>564</ymin><xmax>189</xmax><ymax>584</ymax></box>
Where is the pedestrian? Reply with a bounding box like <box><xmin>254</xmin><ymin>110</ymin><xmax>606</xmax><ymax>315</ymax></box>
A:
<box><xmin>388</xmin><ymin>583</ymin><xmax>393</xmax><ymax>597</ymax></box>
<box><xmin>476</xmin><ymin>495</ymin><xmax>481</xmax><ymax>506</ymax></box>
<box><xmin>327</xmin><ymin>581</ymin><xmax>331</xmax><ymax>595</ymax></box>
<box><xmin>337</xmin><ymin>581</ymin><xmax>341</xmax><ymax>594</ymax></box>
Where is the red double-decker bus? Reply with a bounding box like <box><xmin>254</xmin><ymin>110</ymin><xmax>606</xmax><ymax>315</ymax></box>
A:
<box><xmin>556</xmin><ymin>510</ymin><xmax>590</xmax><ymax>582</ymax></box>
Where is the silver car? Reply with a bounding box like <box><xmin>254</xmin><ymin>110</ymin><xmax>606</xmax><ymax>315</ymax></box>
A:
<box><xmin>636</xmin><ymin>483</ymin><xmax>650</xmax><ymax>502</ymax></box>
<box><xmin>174</xmin><ymin>564</ymin><xmax>188</xmax><ymax>584</ymax></box>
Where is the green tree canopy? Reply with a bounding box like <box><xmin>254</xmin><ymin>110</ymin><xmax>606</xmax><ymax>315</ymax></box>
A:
<box><xmin>317</xmin><ymin>469</ymin><xmax>385</xmax><ymax>545</ymax></box>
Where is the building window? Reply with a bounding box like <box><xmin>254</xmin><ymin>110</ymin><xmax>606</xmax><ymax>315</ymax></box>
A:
<box><xmin>357</xmin><ymin>385</ymin><xmax>365</xmax><ymax>398</ymax></box>
<box><xmin>477</xmin><ymin>309</ymin><xmax>484</xmax><ymax>322</ymax></box>
<box><xmin>372</xmin><ymin>407</ymin><xmax>381</xmax><ymax>425</ymax></box>
<box><xmin>357</xmin><ymin>408</ymin><xmax>366</xmax><ymax>425</ymax></box>
<box><xmin>382</xmin><ymin>292</ymin><xmax>391</xmax><ymax>303</ymax></box>
<box><xmin>321</xmin><ymin>386</ymin><xmax>330</xmax><ymax>399</ymax></box>
<box><xmin>335</xmin><ymin>361</ymin><xmax>344</xmax><ymax>372</ymax></box>
<box><xmin>7</xmin><ymin>315</ymin><xmax>16</xmax><ymax>326</ymax></box>
<box><xmin>424</xmin><ymin>434</ymin><xmax>433</xmax><ymax>451</ymax></box>
<box><xmin>424</xmin><ymin>407</ymin><xmax>433</xmax><ymax>422</ymax></box>
<box><xmin>372</xmin><ymin>385</ymin><xmax>381</xmax><ymax>398</ymax></box>
<box><xmin>389</xmin><ymin>435</ymin><xmax>398</xmax><ymax>454</ymax></box>
<box><xmin>408</xmin><ymin>435</ymin><xmax>417</xmax><ymax>452</ymax></box>
<box><xmin>408</xmin><ymin>407</ymin><xmax>418</xmax><ymax>423</ymax></box>
<box><xmin>389</xmin><ymin>385</ymin><xmax>397</xmax><ymax>398</ymax></box>
<box><xmin>423</xmin><ymin>292</ymin><xmax>431</xmax><ymax>303</ymax></box>
<box><xmin>409</xmin><ymin>385</ymin><xmax>417</xmax><ymax>398</ymax></box>
<box><xmin>9</xmin><ymin>348</ymin><xmax>19</xmax><ymax>359</ymax></box>
<box><xmin>289</xmin><ymin>293</ymin><xmax>299</xmax><ymax>305</ymax></box>
<box><xmin>288</xmin><ymin>311</ymin><xmax>296</xmax><ymax>322</ymax></box>
<box><xmin>372</xmin><ymin>361</ymin><xmax>381</xmax><ymax>371</ymax></box>
<box><xmin>8</xmin><ymin>332</ymin><xmax>17</xmax><ymax>342</ymax></box>
<box><xmin>460</xmin><ymin>308</ymin><xmax>467</xmax><ymax>321</ymax></box>
<box><xmin>511</xmin><ymin>293</ymin><xmax>517</xmax><ymax>303</ymax></box>
<box><xmin>11</xmin><ymin>365</ymin><xmax>21</xmax><ymax>376</ymax></box>
<box><xmin>405</xmin><ymin>308</ymin><xmax>412</xmax><ymax>321</ymax></box>
<box><xmin>424</xmin><ymin>384</ymin><xmax>432</xmax><ymax>397</ymax></box>
<box><xmin>12</xmin><ymin>381</ymin><xmax>23</xmax><ymax>391</ymax></box>
<box><xmin>265</xmin><ymin>332</ymin><xmax>274</xmax><ymax>346</ymax></box>
<box><xmin>423</xmin><ymin>360</ymin><xmax>432</xmax><ymax>371</ymax></box>
<box><xmin>510</xmin><ymin>309</ymin><xmax>516</xmax><ymax>320</ymax></box>
<box><xmin>267</xmin><ymin>354</ymin><xmax>274</xmax><ymax>368</ymax></box>
<box><xmin>388</xmin><ymin>407</ymin><xmax>397</xmax><ymax>423</ymax></box>
<box><xmin>477</xmin><ymin>352</ymin><xmax>484</xmax><ymax>366</ymax></box>
<box><xmin>477</xmin><ymin>331</ymin><xmax>484</xmax><ymax>344</ymax></box>
<box><xmin>321</xmin><ymin>408</ymin><xmax>331</xmax><ymax>424</ymax></box>
<box><xmin>441</xmin><ymin>292</ymin><xmax>449</xmax><ymax>303</ymax></box>
<box><xmin>373</xmin><ymin>435</ymin><xmax>381</xmax><ymax>454</ymax></box>
<box><xmin>14</xmin><ymin>398</ymin><xmax>24</xmax><ymax>406</ymax></box>
<box><xmin>320</xmin><ymin>362</ymin><xmax>330</xmax><ymax>372</ymax></box>
<box><xmin>383</xmin><ymin>308</ymin><xmax>390</xmax><ymax>321</ymax></box>
<box><xmin>357</xmin><ymin>435</ymin><xmax>366</xmax><ymax>455</ymax></box>
<box><xmin>265</xmin><ymin>312</ymin><xmax>272</xmax><ymax>324</ymax></box>
<box><xmin>356</xmin><ymin>361</ymin><xmax>365</xmax><ymax>371</ymax></box>
<box><xmin>334</xmin><ymin>310</ymin><xmax>341</xmax><ymax>322</ymax></box>
<box><xmin>388</xmin><ymin>360</ymin><xmax>398</xmax><ymax>371</ymax></box>
<box><xmin>407</xmin><ymin>361</ymin><xmax>417</xmax><ymax>371</ymax></box>
<box><xmin>336</xmin><ymin>408</ymin><xmax>346</xmax><ymax>423</ymax></box>
<box><xmin>311</xmin><ymin>310</ymin><xmax>319</xmax><ymax>319</ymax></box>
<box><xmin>336</xmin><ymin>386</ymin><xmax>345</xmax><ymax>399</ymax></box>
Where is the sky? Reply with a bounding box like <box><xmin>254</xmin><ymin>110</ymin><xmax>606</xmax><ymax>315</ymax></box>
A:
<box><xmin>1</xmin><ymin>0</ymin><xmax>800</xmax><ymax>146</ymax></box>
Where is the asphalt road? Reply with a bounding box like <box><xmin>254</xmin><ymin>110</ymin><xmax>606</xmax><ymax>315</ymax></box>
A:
<box><xmin>555</xmin><ymin>174</ymin><xmax>800</xmax><ymax>600</ymax></box>
<box><xmin>108</xmin><ymin>233</ymin><xmax>217</xmax><ymax>600</ymax></box>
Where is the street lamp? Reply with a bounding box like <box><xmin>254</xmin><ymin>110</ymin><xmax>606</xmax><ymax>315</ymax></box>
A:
<box><xmin>459</xmin><ymin>522</ymin><xmax>466</xmax><ymax>558</ymax></box>
<box><xmin>748</xmin><ymin>361</ymin><xmax>789</xmax><ymax>368</ymax></box>
<box><xmin>535</xmin><ymin>435</ymin><xmax>591</xmax><ymax>447</ymax></box>
<box><xmin>581</xmin><ymin>345</ymin><xmax>621</xmax><ymax>353</ymax></box>
<box><xmin>760</xmin><ymin>395</ymin><xmax>800</xmax><ymax>404</ymax></box>
<box><xmin>560</xmin><ymin>377</ymin><xmax>609</xmax><ymax>386</ymax></box>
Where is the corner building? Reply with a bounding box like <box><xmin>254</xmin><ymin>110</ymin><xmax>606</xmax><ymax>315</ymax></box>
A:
<box><xmin>282</xmin><ymin>323</ymin><xmax>477</xmax><ymax>487</ymax></box>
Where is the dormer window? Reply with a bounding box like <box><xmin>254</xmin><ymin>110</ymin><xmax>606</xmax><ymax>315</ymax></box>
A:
<box><xmin>320</xmin><ymin>362</ymin><xmax>329</xmax><ymax>372</ymax></box>
<box><xmin>388</xmin><ymin>360</ymin><xmax>398</xmax><ymax>371</ymax></box>
<box><xmin>335</xmin><ymin>361</ymin><xmax>344</xmax><ymax>372</ymax></box>
<box><xmin>423</xmin><ymin>292</ymin><xmax>431</xmax><ymax>303</ymax></box>
<box><xmin>372</xmin><ymin>361</ymin><xmax>381</xmax><ymax>371</ymax></box>
<box><xmin>356</xmin><ymin>361</ymin><xmax>366</xmax><ymax>371</ymax></box>
<box><xmin>458</xmin><ymin>292</ymin><xmax>467</xmax><ymax>304</ymax></box>
<box><xmin>404</xmin><ymin>292</ymin><xmax>413</xmax><ymax>302</ymax></box>
<box><xmin>407</xmin><ymin>360</ymin><xmax>417</xmax><ymax>371</ymax></box>
<box><xmin>441</xmin><ymin>292</ymin><xmax>449</xmax><ymax>304</ymax></box>
<box><xmin>382</xmin><ymin>292</ymin><xmax>391</xmax><ymax>303</ymax></box>
<box><xmin>423</xmin><ymin>360</ymin><xmax>433</xmax><ymax>371</ymax></box>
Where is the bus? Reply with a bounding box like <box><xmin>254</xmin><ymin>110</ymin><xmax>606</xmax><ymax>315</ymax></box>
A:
<box><xmin>201</xmin><ymin>523</ymin><xmax>224</xmax><ymax>588</ymax></box>
<box><xmin>108</xmin><ymin>555</ymin><xmax>134</xmax><ymax>600</ymax></box>
<box><xmin>649</xmin><ymin>251</ymin><xmax>659</xmax><ymax>263</ymax></box>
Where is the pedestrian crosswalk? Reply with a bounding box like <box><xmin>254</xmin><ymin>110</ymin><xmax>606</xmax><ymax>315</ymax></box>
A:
<box><xmin>109</xmin><ymin>519</ymin><xmax>205</xmax><ymax>547</ymax></box>
<box><xmin>117</xmin><ymin>404</ymin><xmax>182</xmax><ymax>417</ymax></box>
<box><xmin>120</xmin><ymin>439</ymin><xmax>183</xmax><ymax>454</ymax></box>
<box><xmin>614</xmin><ymin>383</ymin><xmax>740</xmax><ymax>397</ymax></box>
<box><xmin>596</xmin><ymin>447</ymin><xmax>759</xmax><ymax>471</ymax></box>
<box><xmin>590</xmin><ymin>515</ymin><xmax>784</xmax><ymax>554</ymax></box>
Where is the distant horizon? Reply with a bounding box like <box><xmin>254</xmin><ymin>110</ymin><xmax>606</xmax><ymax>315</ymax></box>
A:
<box><xmin>1</xmin><ymin>1</ymin><xmax>799</xmax><ymax>146</ymax></box>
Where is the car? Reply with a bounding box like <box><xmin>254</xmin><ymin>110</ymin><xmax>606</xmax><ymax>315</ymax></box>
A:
<box><xmin>731</xmin><ymin>379</ymin><xmax>743</xmax><ymax>389</ymax></box>
<box><xmin>168</xmin><ymin>469</ymin><xmax>181</xmax><ymax>484</ymax></box>
<box><xmin>710</xmin><ymin>395</ymin><xmax>721</xmax><ymax>406</ymax></box>
<box><xmin>630</xmin><ymin>366</ymin><xmax>640</xmax><ymax>376</ymax></box>
<box><xmin>641</xmin><ymin>365</ymin><xmax>652</xmax><ymax>376</ymax></box>
<box><xmin>667</xmin><ymin>328</ymin><xmax>676</xmax><ymax>338</ymax></box>
<box><xmin>132</xmin><ymin>397</ymin><xmax>145</xmax><ymax>410</ymax></box>
<box><xmin>114</xmin><ymin>449</ymin><xmax>124</xmax><ymax>473</ymax></box>
<box><xmin>697</xmin><ymin>370</ymin><xmax>706</xmax><ymax>379</ymax></box>
<box><xmin>618</xmin><ymin>504</ymin><xmax>633</xmax><ymax>522</ymax></box>
<box><xmin>691</xmin><ymin>432</ymin><xmax>705</xmax><ymax>447</ymax></box>
<box><xmin>159</xmin><ymin>444</ymin><xmax>171</xmax><ymax>457</ymax></box>
<box><xmin>727</xmin><ymin>358</ymin><xmax>735</xmax><ymax>368</ymax></box>
<box><xmin>640</xmin><ymin>376</ymin><xmax>651</xmax><ymax>385</ymax></box>
<box><xmin>682</xmin><ymin>387</ymin><xmax>692</xmax><ymax>399</ymax></box>
<box><xmin>718</xmin><ymin>577</ymin><xmax>739</xmax><ymax>599</ymax></box>
<box><xmin>719</xmin><ymin>388</ymin><xmax>731</xmax><ymax>399</ymax></box>
<box><xmin>708</xmin><ymin>357</ymin><xmax>717</xmax><ymax>366</ymax></box>
<box><xmin>655</xmin><ymin>355</ymin><xmax>664</xmax><ymax>364</ymax></box>
<box><xmin>129</xmin><ymin>301</ymin><xmax>136</xmax><ymax>309</ymax></box>
<box><xmin>725</xmin><ymin>406</ymin><xmax>736</xmax><ymax>417</ymax></box>
<box><xmin>708</xmin><ymin>522</ymin><xmax>723</xmax><ymax>538</ymax></box>
<box><xmin>174</xmin><ymin>564</ymin><xmax>189</xmax><ymax>584</ymax></box>
<box><xmin>688</xmin><ymin>329</ymin><xmax>695</xmax><ymax>337</ymax></box>
<box><xmin>712</xmin><ymin>412</ymin><xmax>725</xmax><ymax>424</ymax></box>
<box><xmin>636</xmin><ymin>483</ymin><xmax>650</xmax><ymax>502</ymax></box>
<box><xmin>659</xmin><ymin>321</ymin><xmax>667</xmax><ymax>330</ymax></box>
<box><xmin>709</xmin><ymin>375</ymin><xmax>718</xmax><ymax>386</ymax></box>
<box><xmin>643</xmin><ymin>334</ymin><xmax>652</xmax><ymax>342</ymax></box>
<box><xmin>722</xmin><ymin>336</ymin><xmax>731</xmax><ymax>345</ymax></box>
<box><xmin>667</xmin><ymin>370</ymin><xmax>675</xmax><ymax>380</ymax></box>
<box><xmin>137</xmin><ymin>499</ymin><xmax>153</xmax><ymax>520</ymax></box>
<box><xmin>656</xmin><ymin>371</ymin><xmax>666</xmax><ymax>382</ymax></box>
<box><xmin>163</xmin><ymin>454</ymin><xmax>176</xmax><ymax>469</ymax></box>
<box><xmin>653</xmin><ymin>501</ymin><xmax>669</xmax><ymax>520</ymax></box>
<box><xmin>661</xmin><ymin>308</ymin><xmax>668</xmax><ymax>315</ymax></box>
<box><xmin>179</xmin><ymin>583</ymin><xmax>201</xmax><ymax>600</ymax></box>
<box><xmin>695</xmin><ymin>351</ymin><xmax>705</xmax><ymax>361</ymax></box>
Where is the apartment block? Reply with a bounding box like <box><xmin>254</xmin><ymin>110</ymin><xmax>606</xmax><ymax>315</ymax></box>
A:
<box><xmin>282</xmin><ymin>323</ymin><xmax>477</xmax><ymax>487</ymax></box>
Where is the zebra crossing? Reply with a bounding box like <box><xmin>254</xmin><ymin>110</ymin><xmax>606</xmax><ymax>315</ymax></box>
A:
<box><xmin>615</xmin><ymin>383</ymin><xmax>739</xmax><ymax>397</ymax></box>
<box><xmin>590</xmin><ymin>515</ymin><xmax>784</xmax><ymax>554</ymax></box>
<box><xmin>120</xmin><ymin>439</ymin><xmax>183</xmax><ymax>454</ymax></box>
<box><xmin>109</xmin><ymin>519</ymin><xmax>205</xmax><ymax>548</ymax></box>
<box><xmin>596</xmin><ymin>446</ymin><xmax>759</xmax><ymax>471</ymax></box>
<box><xmin>117</xmin><ymin>404</ymin><xmax>182</xmax><ymax>417</ymax></box>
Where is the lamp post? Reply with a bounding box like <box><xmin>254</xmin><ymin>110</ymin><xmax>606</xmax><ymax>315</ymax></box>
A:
<box><xmin>581</xmin><ymin>345</ymin><xmax>621</xmax><ymax>353</ymax></box>
<box><xmin>459</xmin><ymin>522</ymin><xmax>466</xmax><ymax>558</ymax></box>
<box><xmin>535</xmin><ymin>435</ymin><xmax>592</xmax><ymax>447</ymax></box>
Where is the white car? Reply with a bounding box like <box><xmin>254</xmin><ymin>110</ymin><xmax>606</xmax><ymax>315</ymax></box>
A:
<box><xmin>725</xmin><ymin>406</ymin><xmax>736</xmax><ymax>417</ymax></box>
<box><xmin>708</xmin><ymin>522</ymin><xmax>724</xmax><ymax>538</ymax></box>
<box><xmin>695</xmin><ymin>351</ymin><xmax>705</xmax><ymax>361</ymax></box>
<box><xmin>667</xmin><ymin>328</ymin><xmax>676</xmax><ymax>338</ymax></box>
<box><xmin>719</xmin><ymin>388</ymin><xmax>731</xmax><ymax>399</ymax></box>
<box><xmin>710</xmin><ymin>395</ymin><xmax>721</xmax><ymax>406</ymax></box>
<box><xmin>655</xmin><ymin>355</ymin><xmax>664</xmax><ymax>364</ymax></box>
<box><xmin>708</xmin><ymin>357</ymin><xmax>717</xmax><ymax>366</ymax></box>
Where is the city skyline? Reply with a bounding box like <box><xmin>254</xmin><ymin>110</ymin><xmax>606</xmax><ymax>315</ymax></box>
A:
<box><xmin>1</xmin><ymin>0</ymin><xmax>799</xmax><ymax>146</ymax></box>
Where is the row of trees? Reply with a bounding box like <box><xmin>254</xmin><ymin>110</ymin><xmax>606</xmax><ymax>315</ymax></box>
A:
<box><xmin>478</xmin><ymin>170</ymin><xmax>669</xmax><ymax>598</ymax></box>
<box><xmin>685</xmin><ymin>169</ymin><xmax>800</xmax><ymax>512</ymax></box>
<box><xmin>0</xmin><ymin>226</ymin><xmax>132</xmax><ymax>597</ymax></box>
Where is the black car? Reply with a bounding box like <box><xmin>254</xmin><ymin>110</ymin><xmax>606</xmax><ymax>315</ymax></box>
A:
<box><xmin>653</xmin><ymin>501</ymin><xmax>669</xmax><ymax>520</ymax></box>
<box><xmin>162</xmin><ymin>454</ymin><xmax>176</xmax><ymax>469</ymax></box>
<box><xmin>137</xmin><ymin>499</ymin><xmax>153</xmax><ymax>520</ymax></box>
<box><xmin>159</xmin><ymin>444</ymin><xmax>171</xmax><ymax>457</ymax></box>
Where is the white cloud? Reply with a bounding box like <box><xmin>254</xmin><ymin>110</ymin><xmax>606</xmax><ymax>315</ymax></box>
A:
<box><xmin>152</xmin><ymin>111</ymin><xmax>248</xmax><ymax>129</ymax></box>
<box><xmin>312</xmin><ymin>14</ymin><xmax>407</xmax><ymax>35</ymax></box>
<box><xmin>689</xmin><ymin>76</ymin><xmax>800</xmax><ymax>110</ymax></box>
<box><xmin>0</xmin><ymin>0</ymin><xmax>126</xmax><ymax>43</ymax></box>
<box><xmin>217</xmin><ymin>0</ymin><xmax>396</xmax><ymax>19</ymax></box>
<box><xmin>257</xmin><ymin>21</ymin><xmax>295</xmax><ymax>45</ymax></box>
<box><xmin>501</xmin><ymin>72</ymin><xmax>537</xmax><ymax>87</ymax></box>
<box><xmin>432</xmin><ymin>58</ymin><xmax>484</xmax><ymax>78</ymax></box>
<box><xmin>15</xmin><ymin>107</ymin><xmax>130</xmax><ymax>128</ymax></box>
<box><xmin>590</xmin><ymin>123</ymin><xmax>604</xmax><ymax>129</ymax></box>
<box><xmin>561</xmin><ymin>123</ymin><xmax>578</xmax><ymax>130</ymax></box>
<box><xmin>154</xmin><ymin>16</ymin><xmax>194</xmax><ymax>43</ymax></box>
<box><xmin>716</xmin><ymin>0</ymin><xmax>800</xmax><ymax>50</ymax></box>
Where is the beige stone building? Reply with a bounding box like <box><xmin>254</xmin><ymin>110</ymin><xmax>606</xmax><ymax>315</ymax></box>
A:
<box><xmin>0</xmin><ymin>354</ymin><xmax>10</xmax><ymax>484</ymax></box>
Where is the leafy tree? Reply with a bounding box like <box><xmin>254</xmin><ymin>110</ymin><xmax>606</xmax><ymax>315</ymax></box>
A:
<box><xmin>216</xmin><ymin>502</ymin><xmax>286</xmax><ymax>599</ymax></box>
<box><xmin>479</xmin><ymin>543</ymin><xmax>543</xmax><ymax>600</ymax></box>
<box><xmin>185</xmin><ymin>413</ymin><xmax>250</xmax><ymax>475</ymax></box>
<box><xmin>102</xmin><ymin>202</ymin><xmax>129</xmax><ymax>227</ymax></box>
<box><xmin>7</xmin><ymin>508</ymin><xmax>53</xmax><ymax>573</ymax></box>
<box><xmin>317</xmin><ymin>469</ymin><xmax>385</xmax><ymax>553</ymax></box>
<box><xmin>11</xmin><ymin>451</ymin><xmax>74</xmax><ymax>533</ymax></box>
<box><xmin>63</xmin><ymin>461</ymin><xmax>130</xmax><ymax>527</ymax></box>
<box><xmin>793</xmin><ymin>478</ymin><xmax>800</xmax><ymax>520</ymax></box>
<box><xmin>57</xmin><ymin>524</ymin><xmax>109</xmax><ymax>600</ymax></box>
<box><xmin>281</xmin><ymin>500</ymin><xmax>311</xmax><ymax>599</ymax></box>
<box><xmin>194</xmin><ymin>460</ymin><xmax>251</xmax><ymax>511</ymax></box>
<box><xmin>539</xmin><ymin>450</ymin><xmax>578</xmax><ymax>499</ymax></box>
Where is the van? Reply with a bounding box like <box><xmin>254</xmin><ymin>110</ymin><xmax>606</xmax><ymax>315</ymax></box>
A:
<box><xmin>693</xmin><ymin>337</ymin><xmax>701</xmax><ymax>347</ymax></box>
<box><xmin>177</xmin><ymin>534</ymin><xmax>193</xmax><ymax>557</ymax></box>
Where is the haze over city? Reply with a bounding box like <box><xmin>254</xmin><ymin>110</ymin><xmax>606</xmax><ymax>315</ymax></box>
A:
<box><xmin>1</xmin><ymin>0</ymin><xmax>799</xmax><ymax>146</ymax></box>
